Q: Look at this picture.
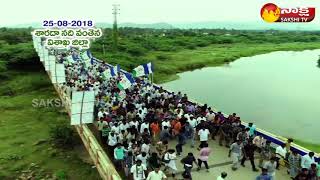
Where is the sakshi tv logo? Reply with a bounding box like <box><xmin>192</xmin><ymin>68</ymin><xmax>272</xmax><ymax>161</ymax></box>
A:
<box><xmin>260</xmin><ymin>3</ymin><xmax>315</xmax><ymax>23</ymax></box>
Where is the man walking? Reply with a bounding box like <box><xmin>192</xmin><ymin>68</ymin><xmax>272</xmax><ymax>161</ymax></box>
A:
<box><xmin>263</xmin><ymin>157</ymin><xmax>277</xmax><ymax>180</ymax></box>
<box><xmin>181</xmin><ymin>152</ymin><xmax>198</xmax><ymax>179</ymax></box>
<box><xmin>275</xmin><ymin>144</ymin><xmax>287</xmax><ymax>170</ymax></box>
<box><xmin>131</xmin><ymin>160</ymin><xmax>147</xmax><ymax>180</ymax></box>
<box><xmin>241</xmin><ymin>140</ymin><xmax>258</xmax><ymax>171</ymax></box>
<box><xmin>301</xmin><ymin>152</ymin><xmax>315</xmax><ymax>169</ymax></box>
<box><xmin>197</xmin><ymin>143</ymin><xmax>211</xmax><ymax>172</ymax></box>
<box><xmin>256</xmin><ymin>168</ymin><xmax>272</xmax><ymax>180</ymax></box>
<box><xmin>259</xmin><ymin>141</ymin><xmax>272</xmax><ymax>168</ymax></box>
<box><xmin>229</xmin><ymin>140</ymin><xmax>242</xmax><ymax>171</ymax></box>
<box><xmin>146</xmin><ymin>164</ymin><xmax>167</xmax><ymax>180</ymax></box>
<box><xmin>198</xmin><ymin>126</ymin><xmax>210</xmax><ymax>148</ymax></box>
<box><xmin>288</xmin><ymin>150</ymin><xmax>301</xmax><ymax>179</ymax></box>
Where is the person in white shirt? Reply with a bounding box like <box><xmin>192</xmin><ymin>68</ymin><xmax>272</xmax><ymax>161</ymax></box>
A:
<box><xmin>141</xmin><ymin>141</ymin><xmax>151</xmax><ymax>154</ymax></box>
<box><xmin>139</xmin><ymin>106</ymin><xmax>148</xmax><ymax>115</ymax></box>
<box><xmin>161</xmin><ymin>119</ymin><xmax>171</xmax><ymax>130</ymax></box>
<box><xmin>108</xmin><ymin>131</ymin><xmax>118</xmax><ymax>150</ymax></box>
<box><xmin>119</xmin><ymin>120</ymin><xmax>130</xmax><ymax>132</ymax></box>
<box><xmin>137</xmin><ymin>110</ymin><xmax>145</xmax><ymax>121</ymax></box>
<box><xmin>275</xmin><ymin>144</ymin><xmax>287</xmax><ymax>169</ymax></box>
<box><xmin>136</xmin><ymin>152</ymin><xmax>149</xmax><ymax>168</ymax></box>
<box><xmin>130</xmin><ymin>119</ymin><xmax>139</xmax><ymax>130</ymax></box>
<box><xmin>187</xmin><ymin>117</ymin><xmax>197</xmax><ymax>129</ymax></box>
<box><xmin>176</xmin><ymin>108</ymin><xmax>184</xmax><ymax>119</ymax></box>
<box><xmin>217</xmin><ymin>172</ymin><xmax>227</xmax><ymax>180</ymax></box>
<box><xmin>263</xmin><ymin>157</ymin><xmax>277</xmax><ymax>179</ymax></box>
<box><xmin>206</xmin><ymin>111</ymin><xmax>215</xmax><ymax>122</ymax></box>
<box><xmin>131</xmin><ymin>160</ymin><xmax>147</xmax><ymax>180</ymax></box>
<box><xmin>111</xmin><ymin>123</ymin><xmax>120</xmax><ymax>135</ymax></box>
<box><xmin>140</xmin><ymin>121</ymin><xmax>150</xmax><ymax>134</ymax></box>
<box><xmin>117</xmin><ymin>130</ymin><xmax>127</xmax><ymax>144</ymax></box>
<box><xmin>198</xmin><ymin>127</ymin><xmax>210</xmax><ymax>147</ymax></box>
<box><xmin>97</xmin><ymin>119</ymin><xmax>106</xmax><ymax>139</ymax></box>
<box><xmin>196</xmin><ymin>115</ymin><xmax>206</xmax><ymax>125</ymax></box>
<box><xmin>184</xmin><ymin>113</ymin><xmax>191</xmax><ymax>121</ymax></box>
<box><xmin>163</xmin><ymin>149</ymin><xmax>177</xmax><ymax>179</ymax></box>
<box><xmin>146</xmin><ymin>165</ymin><xmax>167</xmax><ymax>180</ymax></box>
<box><xmin>252</xmin><ymin>135</ymin><xmax>265</xmax><ymax>149</ymax></box>
<box><xmin>301</xmin><ymin>152</ymin><xmax>315</xmax><ymax>169</ymax></box>
<box><xmin>135</xmin><ymin>103</ymin><xmax>142</xmax><ymax>110</ymax></box>
<box><xmin>97</xmin><ymin>109</ymin><xmax>104</xmax><ymax>119</ymax></box>
<box><xmin>187</xmin><ymin>117</ymin><xmax>197</xmax><ymax>148</ymax></box>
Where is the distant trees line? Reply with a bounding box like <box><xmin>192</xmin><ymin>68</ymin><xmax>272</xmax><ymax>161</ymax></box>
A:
<box><xmin>0</xmin><ymin>27</ymin><xmax>319</xmax><ymax>73</ymax></box>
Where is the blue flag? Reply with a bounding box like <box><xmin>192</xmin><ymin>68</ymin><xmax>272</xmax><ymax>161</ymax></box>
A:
<box><xmin>133</xmin><ymin>62</ymin><xmax>154</xmax><ymax>77</ymax></box>
<box><xmin>110</xmin><ymin>64</ymin><xmax>120</xmax><ymax>76</ymax></box>
<box><xmin>117</xmin><ymin>73</ymin><xmax>135</xmax><ymax>90</ymax></box>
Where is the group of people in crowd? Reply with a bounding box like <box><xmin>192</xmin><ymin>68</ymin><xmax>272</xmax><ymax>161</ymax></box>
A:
<box><xmin>57</xmin><ymin>50</ymin><xmax>319</xmax><ymax>180</ymax></box>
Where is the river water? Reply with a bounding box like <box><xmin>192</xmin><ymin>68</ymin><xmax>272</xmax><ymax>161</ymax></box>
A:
<box><xmin>162</xmin><ymin>50</ymin><xmax>320</xmax><ymax>144</ymax></box>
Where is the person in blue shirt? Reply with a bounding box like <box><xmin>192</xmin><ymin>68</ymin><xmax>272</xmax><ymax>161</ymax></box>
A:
<box><xmin>247</xmin><ymin>122</ymin><xmax>256</xmax><ymax>138</ymax></box>
<box><xmin>176</xmin><ymin>129</ymin><xmax>187</xmax><ymax>156</ymax></box>
<box><xmin>256</xmin><ymin>168</ymin><xmax>272</xmax><ymax>180</ymax></box>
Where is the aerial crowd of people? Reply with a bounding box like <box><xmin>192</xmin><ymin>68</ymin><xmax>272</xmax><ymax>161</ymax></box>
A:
<box><xmin>57</xmin><ymin>50</ymin><xmax>319</xmax><ymax>180</ymax></box>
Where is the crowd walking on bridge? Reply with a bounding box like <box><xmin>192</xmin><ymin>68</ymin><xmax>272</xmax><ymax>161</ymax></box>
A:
<box><xmin>57</xmin><ymin>50</ymin><xmax>319</xmax><ymax>180</ymax></box>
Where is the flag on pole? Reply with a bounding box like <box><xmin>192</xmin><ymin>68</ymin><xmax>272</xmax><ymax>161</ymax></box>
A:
<box><xmin>90</xmin><ymin>58</ymin><xmax>95</xmax><ymax>65</ymax></box>
<box><xmin>81</xmin><ymin>50</ymin><xmax>93</xmax><ymax>61</ymax></box>
<box><xmin>117</xmin><ymin>73</ymin><xmax>135</xmax><ymax>90</ymax></box>
<box><xmin>111</xmin><ymin>64</ymin><xmax>120</xmax><ymax>76</ymax></box>
<box><xmin>132</xmin><ymin>62</ymin><xmax>154</xmax><ymax>77</ymax></box>
<box><xmin>102</xmin><ymin>69</ymin><xmax>112</xmax><ymax>79</ymax></box>
<box><xmin>81</xmin><ymin>50</ymin><xmax>95</xmax><ymax>67</ymax></box>
<box><xmin>102</xmin><ymin>65</ymin><xmax>120</xmax><ymax>79</ymax></box>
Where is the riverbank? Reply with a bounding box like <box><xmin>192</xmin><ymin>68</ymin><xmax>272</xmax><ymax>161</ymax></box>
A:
<box><xmin>294</xmin><ymin>140</ymin><xmax>320</xmax><ymax>153</ymax></box>
<box><xmin>147</xmin><ymin>42</ymin><xmax>320</xmax><ymax>83</ymax></box>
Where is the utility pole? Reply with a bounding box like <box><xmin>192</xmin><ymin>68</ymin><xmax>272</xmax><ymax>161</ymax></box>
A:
<box><xmin>102</xmin><ymin>44</ymin><xmax>106</xmax><ymax>55</ymax></box>
<box><xmin>112</xmin><ymin>4</ymin><xmax>120</xmax><ymax>51</ymax></box>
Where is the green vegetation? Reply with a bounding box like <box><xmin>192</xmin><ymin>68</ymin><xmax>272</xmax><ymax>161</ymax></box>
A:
<box><xmin>50</xmin><ymin>122</ymin><xmax>76</xmax><ymax>148</ymax></box>
<box><xmin>0</xmin><ymin>28</ymin><xmax>319</xmax><ymax>179</ymax></box>
<box><xmin>294</xmin><ymin>140</ymin><xmax>320</xmax><ymax>153</ymax></box>
<box><xmin>318</xmin><ymin>58</ymin><xmax>320</xmax><ymax>68</ymax></box>
<box><xmin>1</xmin><ymin>28</ymin><xmax>320</xmax><ymax>83</ymax></box>
<box><xmin>90</xmin><ymin>28</ymin><xmax>320</xmax><ymax>83</ymax></box>
<box><xmin>0</xmin><ymin>72</ymin><xmax>100</xmax><ymax>179</ymax></box>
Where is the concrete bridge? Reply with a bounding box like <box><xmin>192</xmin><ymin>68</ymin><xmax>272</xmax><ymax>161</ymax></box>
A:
<box><xmin>36</xmin><ymin>43</ymin><xmax>318</xmax><ymax>180</ymax></box>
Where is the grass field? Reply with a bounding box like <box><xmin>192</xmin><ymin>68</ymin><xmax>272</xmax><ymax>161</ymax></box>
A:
<box><xmin>0</xmin><ymin>72</ymin><xmax>100</xmax><ymax>180</ymax></box>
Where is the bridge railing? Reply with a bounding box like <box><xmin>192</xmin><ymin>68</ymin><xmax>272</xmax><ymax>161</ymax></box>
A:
<box><xmin>44</xmin><ymin>66</ymin><xmax>121</xmax><ymax>180</ymax></box>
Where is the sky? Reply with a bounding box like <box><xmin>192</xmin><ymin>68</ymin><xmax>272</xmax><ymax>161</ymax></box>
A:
<box><xmin>0</xmin><ymin>0</ymin><xmax>319</xmax><ymax>27</ymax></box>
